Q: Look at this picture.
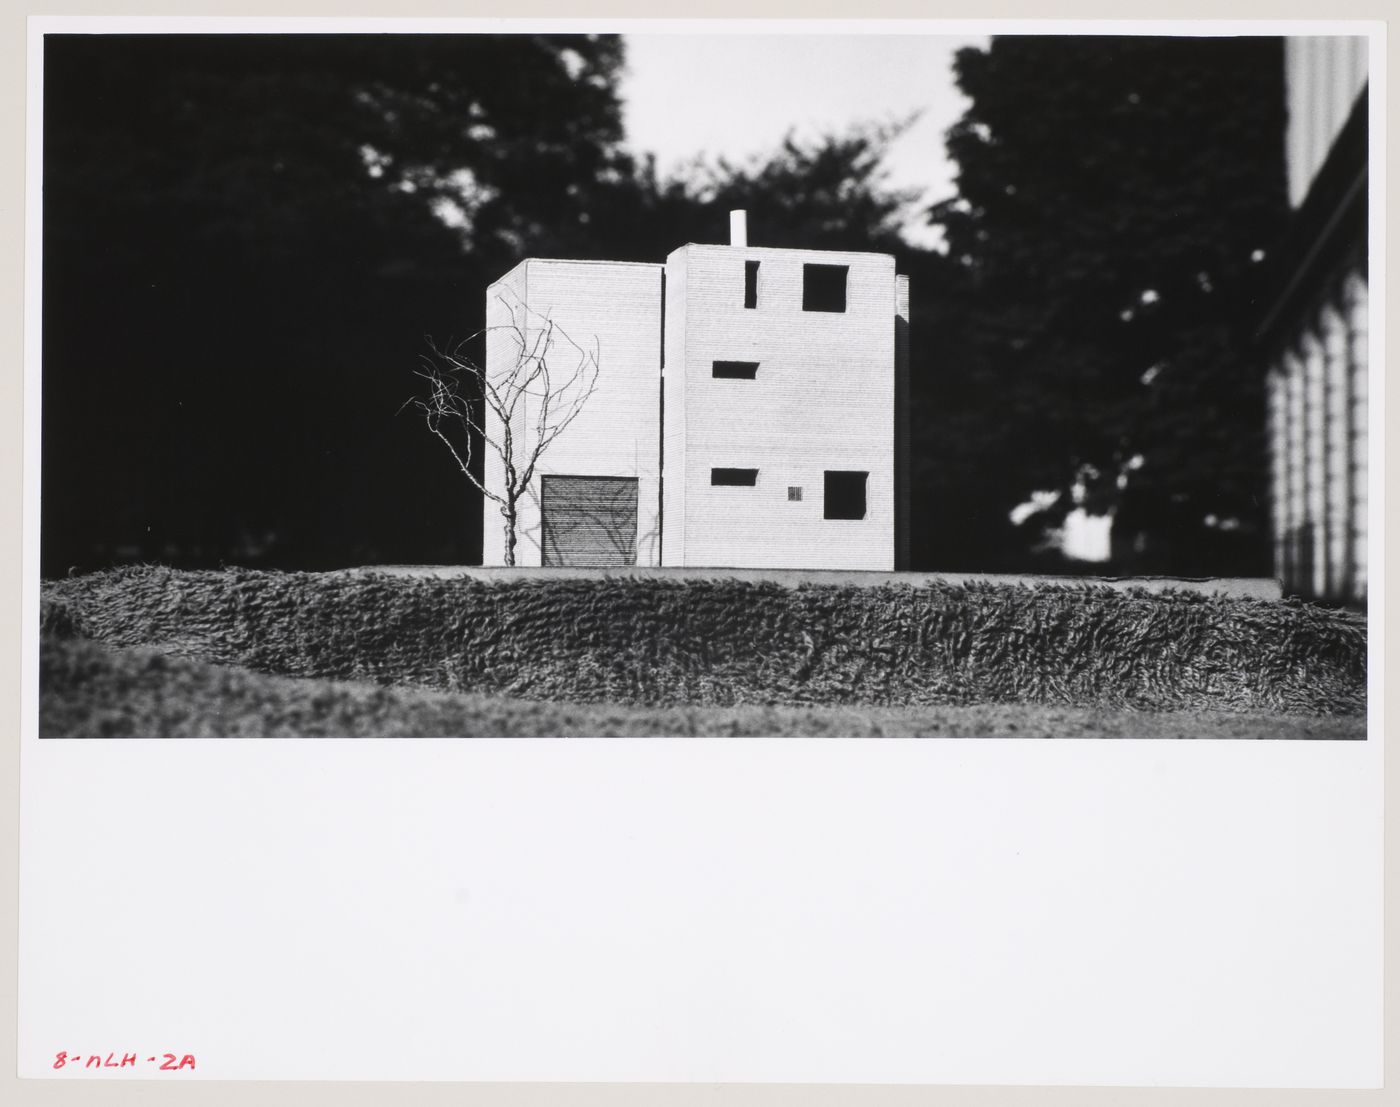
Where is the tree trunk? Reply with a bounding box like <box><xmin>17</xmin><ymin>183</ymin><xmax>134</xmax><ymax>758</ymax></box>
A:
<box><xmin>503</xmin><ymin>501</ymin><xmax>517</xmax><ymax>567</ymax></box>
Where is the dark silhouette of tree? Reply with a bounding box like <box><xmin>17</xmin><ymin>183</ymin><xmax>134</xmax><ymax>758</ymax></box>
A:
<box><xmin>50</xmin><ymin>34</ymin><xmax>1290</xmax><ymax>579</ymax></box>
<box><xmin>588</xmin><ymin>122</ymin><xmax>922</xmax><ymax>260</ymax></box>
<box><xmin>928</xmin><ymin>36</ymin><xmax>1289</xmax><ymax>573</ymax></box>
<box><xmin>41</xmin><ymin>33</ymin><xmax>630</xmax><ymax>574</ymax></box>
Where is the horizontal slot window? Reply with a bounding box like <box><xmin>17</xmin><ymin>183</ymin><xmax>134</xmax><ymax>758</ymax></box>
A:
<box><xmin>711</xmin><ymin>468</ymin><xmax>758</xmax><ymax>486</ymax></box>
<box><xmin>712</xmin><ymin>360</ymin><xmax>759</xmax><ymax>379</ymax></box>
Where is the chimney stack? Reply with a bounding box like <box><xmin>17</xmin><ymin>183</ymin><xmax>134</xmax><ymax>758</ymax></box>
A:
<box><xmin>729</xmin><ymin>209</ymin><xmax>748</xmax><ymax>248</ymax></box>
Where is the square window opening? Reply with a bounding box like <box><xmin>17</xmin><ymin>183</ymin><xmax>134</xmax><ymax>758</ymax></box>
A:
<box><xmin>712</xmin><ymin>468</ymin><xmax>758</xmax><ymax>487</ymax></box>
<box><xmin>803</xmin><ymin>264</ymin><xmax>848</xmax><ymax>312</ymax></box>
<box><xmin>744</xmin><ymin>260</ymin><xmax>760</xmax><ymax>309</ymax></box>
<box><xmin>712</xmin><ymin>360</ymin><xmax>759</xmax><ymax>380</ymax></box>
<box><xmin>824</xmin><ymin>471</ymin><xmax>867</xmax><ymax>519</ymax></box>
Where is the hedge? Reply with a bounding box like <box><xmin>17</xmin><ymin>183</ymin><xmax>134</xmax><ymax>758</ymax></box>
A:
<box><xmin>41</xmin><ymin>566</ymin><xmax>1367</xmax><ymax>714</ymax></box>
<box><xmin>39</xmin><ymin>633</ymin><xmax>1366</xmax><ymax>739</ymax></box>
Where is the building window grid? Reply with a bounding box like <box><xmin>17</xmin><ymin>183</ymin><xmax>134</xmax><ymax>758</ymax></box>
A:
<box><xmin>1304</xmin><ymin>329</ymin><xmax>1327</xmax><ymax>597</ymax></box>
<box><xmin>1268</xmin><ymin>370</ymin><xmax>1287</xmax><ymax>567</ymax></box>
<box><xmin>1270</xmin><ymin>270</ymin><xmax>1369</xmax><ymax>604</ymax></box>
<box><xmin>1346</xmin><ymin>272</ymin><xmax>1368</xmax><ymax>597</ymax></box>
<box><xmin>1285</xmin><ymin>348</ymin><xmax>1306</xmax><ymax>589</ymax></box>
<box><xmin>1323</xmin><ymin>299</ymin><xmax>1350</xmax><ymax>600</ymax></box>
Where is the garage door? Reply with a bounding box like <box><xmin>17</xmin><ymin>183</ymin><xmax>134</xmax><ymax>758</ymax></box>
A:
<box><xmin>540</xmin><ymin>475</ymin><xmax>639</xmax><ymax>567</ymax></box>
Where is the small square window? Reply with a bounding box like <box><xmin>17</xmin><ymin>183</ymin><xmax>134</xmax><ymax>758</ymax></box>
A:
<box><xmin>787</xmin><ymin>486</ymin><xmax>803</xmax><ymax>502</ymax></box>
<box><xmin>744</xmin><ymin>261</ymin><xmax>760</xmax><ymax>309</ymax></box>
<box><xmin>824</xmin><ymin>471</ymin><xmax>867</xmax><ymax>519</ymax></box>
<box><xmin>712</xmin><ymin>360</ymin><xmax>759</xmax><ymax>379</ymax></box>
<box><xmin>712</xmin><ymin>468</ymin><xmax>758</xmax><ymax>486</ymax></box>
<box><xmin>803</xmin><ymin>264</ymin><xmax>848</xmax><ymax>312</ymax></box>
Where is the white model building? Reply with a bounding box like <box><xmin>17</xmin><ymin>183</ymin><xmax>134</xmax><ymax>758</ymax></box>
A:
<box><xmin>482</xmin><ymin>211</ymin><xmax>910</xmax><ymax>570</ymax></box>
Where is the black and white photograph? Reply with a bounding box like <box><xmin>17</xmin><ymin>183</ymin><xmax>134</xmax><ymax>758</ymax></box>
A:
<box><xmin>32</xmin><ymin>26</ymin><xmax>1371</xmax><ymax>741</ymax></box>
<box><xmin>17</xmin><ymin>17</ymin><xmax>1385</xmax><ymax>1092</ymax></box>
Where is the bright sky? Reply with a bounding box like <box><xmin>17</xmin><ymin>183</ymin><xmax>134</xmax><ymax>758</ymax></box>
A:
<box><xmin>619</xmin><ymin>33</ymin><xmax>988</xmax><ymax>249</ymax></box>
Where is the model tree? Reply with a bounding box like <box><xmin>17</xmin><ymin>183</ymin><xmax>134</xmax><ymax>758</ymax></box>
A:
<box><xmin>410</xmin><ymin>299</ymin><xmax>600</xmax><ymax>567</ymax></box>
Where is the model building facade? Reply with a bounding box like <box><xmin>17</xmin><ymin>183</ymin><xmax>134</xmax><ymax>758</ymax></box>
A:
<box><xmin>483</xmin><ymin>213</ymin><xmax>910</xmax><ymax>570</ymax></box>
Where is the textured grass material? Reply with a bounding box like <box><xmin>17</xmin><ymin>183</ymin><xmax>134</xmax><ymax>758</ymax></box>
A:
<box><xmin>42</xmin><ymin>565</ymin><xmax>1367</xmax><ymax>715</ymax></box>
<box><xmin>40</xmin><ymin>634</ymin><xmax>1364</xmax><ymax>739</ymax></box>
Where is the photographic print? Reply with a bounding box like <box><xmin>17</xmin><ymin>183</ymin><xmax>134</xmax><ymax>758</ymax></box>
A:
<box><xmin>34</xmin><ymin>28</ymin><xmax>1371</xmax><ymax>741</ymax></box>
<box><xmin>18</xmin><ymin>19</ymin><xmax>1384</xmax><ymax>1090</ymax></box>
<box><xmin>33</xmin><ymin>27</ymin><xmax>1372</xmax><ymax>741</ymax></box>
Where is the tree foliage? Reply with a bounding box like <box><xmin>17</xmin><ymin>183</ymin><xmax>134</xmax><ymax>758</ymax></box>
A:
<box><xmin>927</xmin><ymin>36</ymin><xmax>1289</xmax><ymax>573</ymax></box>
<box><xmin>41</xmin><ymin>39</ymin><xmax>946</xmax><ymax>575</ymax></box>
<box><xmin>43</xmin><ymin>33</ymin><xmax>1288</xmax><ymax>578</ymax></box>
<box><xmin>42</xmin><ymin>33</ymin><xmax>630</xmax><ymax>573</ymax></box>
<box><xmin>586</xmin><ymin>122</ymin><xmax>923</xmax><ymax>260</ymax></box>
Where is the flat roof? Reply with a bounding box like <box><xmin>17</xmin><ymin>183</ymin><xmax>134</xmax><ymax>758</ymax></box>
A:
<box><xmin>520</xmin><ymin>257</ymin><xmax>663</xmax><ymax>269</ymax></box>
<box><xmin>672</xmin><ymin>242</ymin><xmax>897</xmax><ymax>262</ymax></box>
<box><xmin>489</xmin><ymin>245</ymin><xmax>900</xmax><ymax>288</ymax></box>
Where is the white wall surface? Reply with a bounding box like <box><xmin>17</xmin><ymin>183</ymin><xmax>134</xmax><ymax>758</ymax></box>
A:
<box><xmin>1286</xmin><ymin>36</ymin><xmax>1368</xmax><ymax>207</ymax></box>
<box><xmin>664</xmin><ymin>244</ymin><xmax>897</xmax><ymax>570</ymax></box>
<box><xmin>483</xmin><ymin>259</ymin><xmax>663</xmax><ymax>566</ymax></box>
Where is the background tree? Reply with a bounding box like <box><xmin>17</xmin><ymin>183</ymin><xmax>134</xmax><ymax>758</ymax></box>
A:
<box><xmin>927</xmin><ymin>36</ymin><xmax>1289</xmax><ymax>573</ymax></box>
<box><xmin>588</xmin><ymin>122</ymin><xmax>922</xmax><ymax>259</ymax></box>
<box><xmin>42</xmin><ymin>33</ymin><xmax>630</xmax><ymax>575</ymax></box>
<box><xmin>46</xmin><ymin>34</ymin><xmax>1286</xmax><ymax>578</ymax></box>
<box><xmin>411</xmin><ymin>301</ymin><xmax>600</xmax><ymax>566</ymax></box>
<box><xmin>42</xmin><ymin>42</ymin><xmax>950</xmax><ymax>575</ymax></box>
<box><xmin>605</xmin><ymin>124</ymin><xmax>1044</xmax><ymax>574</ymax></box>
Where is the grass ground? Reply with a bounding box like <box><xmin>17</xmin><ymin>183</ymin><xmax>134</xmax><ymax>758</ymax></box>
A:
<box><xmin>41</xmin><ymin>634</ymin><xmax>1365</xmax><ymax>740</ymax></box>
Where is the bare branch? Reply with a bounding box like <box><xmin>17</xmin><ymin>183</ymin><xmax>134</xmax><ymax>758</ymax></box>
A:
<box><xmin>410</xmin><ymin>296</ymin><xmax>602</xmax><ymax>565</ymax></box>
